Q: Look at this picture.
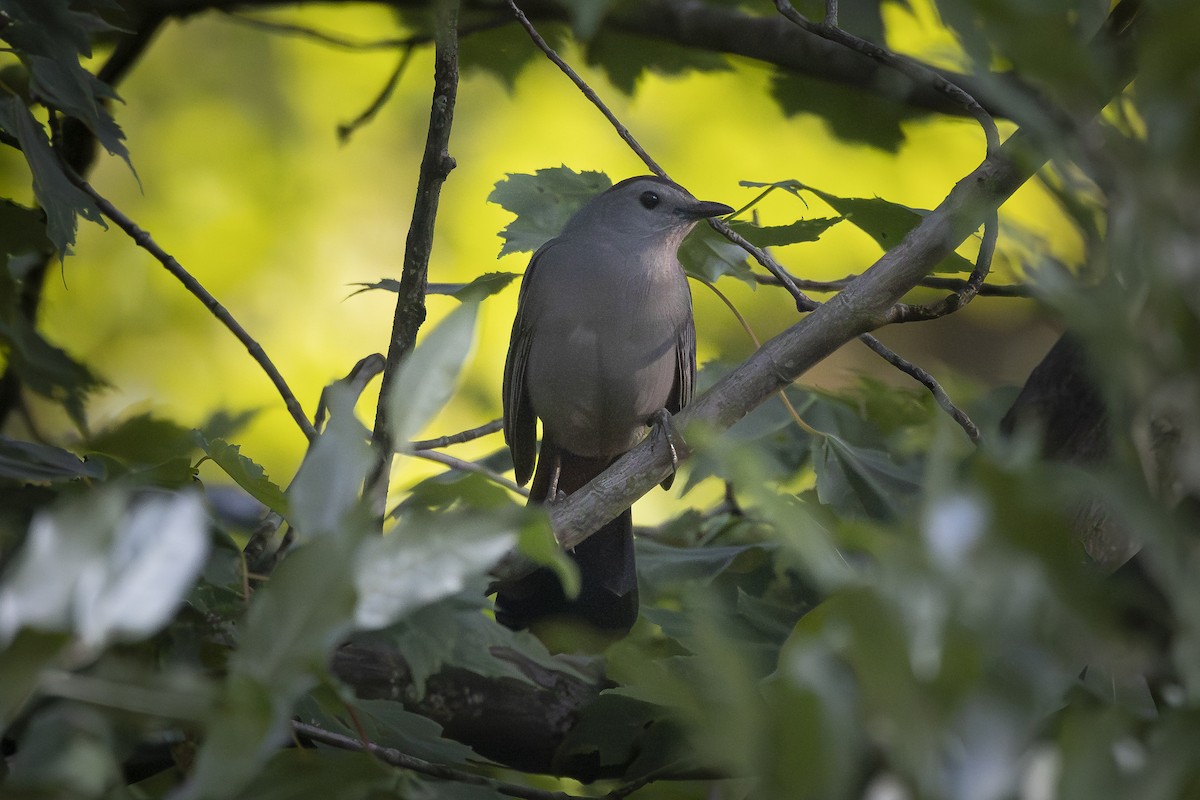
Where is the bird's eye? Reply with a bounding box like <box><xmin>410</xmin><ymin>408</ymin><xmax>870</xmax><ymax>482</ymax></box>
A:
<box><xmin>639</xmin><ymin>191</ymin><xmax>660</xmax><ymax>210</ymax></box>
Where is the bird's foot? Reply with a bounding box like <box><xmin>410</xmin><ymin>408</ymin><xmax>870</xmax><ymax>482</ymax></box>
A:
<box><xmin>648</xmin><ymin>408</ymin><xmax>682</xmax><ymax>489</ymax></box>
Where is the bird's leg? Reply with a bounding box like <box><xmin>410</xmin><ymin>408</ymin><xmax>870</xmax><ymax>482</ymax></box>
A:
<box><xmin>545</xmin><ymin>450</ymin><xmax>565</xmax><ymax>503</ymax></box>
<box><xmin>648</xmin><ymin>408</ymin><xmax>681</xmax><ymax>485</ymax></box>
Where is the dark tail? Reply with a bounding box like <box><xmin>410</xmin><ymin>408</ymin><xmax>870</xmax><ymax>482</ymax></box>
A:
<box><xmin>494</xmin><ymin>441</ymin><xmax>638</xmax><ymax>633</ymax></box>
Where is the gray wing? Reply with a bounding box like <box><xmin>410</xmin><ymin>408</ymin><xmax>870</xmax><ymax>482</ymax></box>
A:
<box><xmin>502</xmin><ymin>244</ymin><xmax>552</xmax><ymax>486</ymax></box>
<box><xmin>668</xmin><ymin>312</ymin><xmax>696</xmax><ymax>415</ymax></box>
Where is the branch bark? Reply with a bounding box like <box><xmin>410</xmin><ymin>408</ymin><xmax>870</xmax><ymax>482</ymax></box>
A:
<box><xmin>366</xmin><ymin>0</ymin><xmax>460</xmax><ymax>517</ymax></box>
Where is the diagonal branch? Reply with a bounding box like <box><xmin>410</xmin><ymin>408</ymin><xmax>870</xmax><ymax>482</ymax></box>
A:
<box><xmin>62</xmin><ymin>169</ymin><xmax>318</xmax><ymax>442</ymax></box>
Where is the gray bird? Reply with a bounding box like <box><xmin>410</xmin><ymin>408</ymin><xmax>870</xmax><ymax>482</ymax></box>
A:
<box><xmin>495</xmin><ymin>175</ymin><xmax>732</xmax><ymax>634</ymax></box>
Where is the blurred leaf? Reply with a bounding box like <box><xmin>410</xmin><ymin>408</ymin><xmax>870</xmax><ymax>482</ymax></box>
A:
<box><xmin>769</xmin><ymin>70</ymin><xmax>919</xmax><ymax>152</ymax></box>
<box><xmin>184</xmin><ymin>533</ymin><xmax>361</xmax><ymax>800</ymax></box>
<box><xmin>0</xmin><ymin>312</ymin><xmax>102</xmax><ymax>426</ymax></box>
<box><xmin>0</xmin><ymin>198</ymin><xmax>53</xmax><ymax>267</ymax></box>
<box><xmin>355</xmin><ymin>511</ymin><xmax>518</xmax><ymax>630</ymax></box>
<box><xmin>232</xmin><ymin>748</ymin><xmax>391</xmax><ymax>800</ymax></box>
<box><xmin>584</xmin><ymin>29</ymin><xmax>729</xmax><ymax>94</ymax></box>
<box><xmin>399</xmin><ymin>451</ymin><xmax>516</xmax><ymax>512</ymax></box>
<box><xmin>488</xmin><ymin>167</ymin><xmax>612</xmax><ymax>256</ymax></box>
<box><xmin>3</xmin><ymin>703</ymin><xmax>123</xmax><ymax>796</ymax></box>
<box><xmin>0</xmin><ymin>489</ymin><xmax>210</xmax><ymax>650</ymax></box>
<box><xmin>197</xmin><ymin>435</ymin><xmax>288</xmax><ymax>517</ymax></box>
<box><xmin>636</xmin><ymin>539</ymin><xmax>772</xmax><ymax>589</ymax></box>
<box><xmin>559</xmin><ymin>0</ymin><xmax>621</xmax><ymax>39</ymax></box>
<box><xmin>0</xmin><ymin>435</ymin><xmax>101</xmax><ymax>482</ymax></box>
<box><xmin>0</xmin><ymin>92</ymin><xmax>105</xmax><ymax>255</ymax></box>
<box><xmin>85</xmin><ymin>411</ymin><xmax>196</xmax><ymax>466</ymax></box>
<box><xmin>74</xmin><ymin>491</ymin><xmax>211</xmax><ymax>649</ymax></box>
<box><xmin>386</xmin><ymin>300</ymin><xmax>478</xmax><ymax>448</ymax></box>
<box><xmin>287</xmin><ymin>384</ymin><xmax>373</xmax><ymax>538</ymax></box>
<box><xmin>0</xmin><ymin>630</ymin><xmax>68</xmax><ymax>732</ymax></box>
<box><xmin>458</xmin><ymin>21</ymin><xmax>544</xmax><ymax>89</ymax></box>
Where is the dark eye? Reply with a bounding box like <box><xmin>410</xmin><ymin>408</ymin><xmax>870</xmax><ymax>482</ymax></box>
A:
<box><xmin>639</xmin><ymin>191</ymin><xmax>660</xmax><ymax>210</ymax></box>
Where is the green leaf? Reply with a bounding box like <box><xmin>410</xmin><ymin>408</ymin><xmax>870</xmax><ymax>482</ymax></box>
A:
<box><xmin>0</xmin><ymin>435</ymin><xmax>102</xmax><ymax>482</ymax></box>
<box><xmin>0</xmin><ymin>92</ymin><xmax>105</xmax><ymax>255</ymax></box>
<box><xmin>0</xmin><ymin>0</ymin><xmax>133</xmax><ymax>167</ymax></box>
<box><xmin>743</xmin><ymin>180</ymin><xmax>976</xmax><ymax>273</ymax></box>
<box><xmin>811</xmin><ymin>433</ymin><xmax>920</xmax><ymax>520</ymax></box>
<box><xmin>232</xmin><ymin>749</ymin><xmax>391</xmax><ymax>800</ymax></box>
<box><xmin>679</xmin><ymin>217</ymin><xmax>841</xmax><ymax>287</ymax></box>
<box><xmin>345</xmin><ymin>271</ymin><xmax>520</xmax><ymax>303</ymax></box>
<box><xmin>488</xmin><ymin>167</ymin><xmax>612</xmax><ymax>256</ymax></box>
<box><xmin>197</xmin><ymin>436</ymin><xmax>288</xmax><ymax>516</ymax></box>
<box><xmin>678</xmin><ymin>222</ymin><xmax>759</xmax><ymax>287</ymax></box>
<box><xmin>386</xmin><ymin>300</ymin><xmax>478</xmax><ymax>448</ymax></box>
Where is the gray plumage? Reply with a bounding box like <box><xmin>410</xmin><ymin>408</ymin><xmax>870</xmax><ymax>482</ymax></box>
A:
<box><xmin>496</xmin><ymin>176</ymin><xmax>732</xmax><ymax>634</ymax></box>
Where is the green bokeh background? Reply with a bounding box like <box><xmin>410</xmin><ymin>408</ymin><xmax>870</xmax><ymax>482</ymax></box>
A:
<box><xmin>9</xmin><ymin>2</ymin><xmax>1077</xmax><ymax>516</ymax></box>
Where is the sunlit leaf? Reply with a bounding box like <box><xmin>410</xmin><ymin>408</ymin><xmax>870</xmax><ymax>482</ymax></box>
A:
<box><xmin>488</xmin><ymin>167</ymin><xmax>612</xmax><ymax>256</ymax></box>
<box><xmin>197</xmin><ymin>435</ymin><xmax>288</xmax><ymax>516</ymax></box>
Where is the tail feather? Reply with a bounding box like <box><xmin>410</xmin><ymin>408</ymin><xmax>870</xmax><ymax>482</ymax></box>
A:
<box><xmin>494</xmin><ymin>442</ymin><xmax>638</xmax><ymax>633</ymax></box>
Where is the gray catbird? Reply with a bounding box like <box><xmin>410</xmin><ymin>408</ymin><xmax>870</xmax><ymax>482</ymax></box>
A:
<box><xmin>495</xmin><ymin>175</ymin><xmax>732</xmax><ymax>634</ymax></box>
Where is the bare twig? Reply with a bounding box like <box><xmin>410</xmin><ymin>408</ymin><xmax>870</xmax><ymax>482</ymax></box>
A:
<box><xmin>339</xmin><ymin>44</ymin><xmax>418</xmax><ymax>142</ymax></box>
<box><xmin>753</xmin><ymin>271</ymin><xmax>1030</xmax><ymax>298</ymax></box>
<box><xmin>858</xmin><ymin>333</ymin><xmax>980</xmax><ymax>442</ymax></box>
<box><xmin>409</xmin><ymin>449</ymin><xmax>529</xmax><ymax>498</ymax></box>
<box><xmin>410</xmin><ymin>418</ymin><xmax>503</xmax><ymax>450</ymax></box>
<box><xmin>292</xmin><ymin>720</ymin><xmax>583</xmax><ymax>800</ymax></box>
<box><xmin>507</xmin><ymin>0</ymin><xmax>665</xmax><ymax>176</ymax></box>
<box><xmin>226</xmin><ymin>12</ymin><xmax>424</xmax><ymax>49</ymax></box>
<box><xmin>366</xmin><ymin>0</ymin><xmax>460</xmax><ymax>520</ymax></box>
<box><xmin>62</xmin><ymin>170</ymin><xmax>318</xmax><ymax>442</ymax></box>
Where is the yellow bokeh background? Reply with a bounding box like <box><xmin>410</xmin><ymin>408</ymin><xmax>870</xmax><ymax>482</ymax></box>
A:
<box><xmin>15</xmin><ymin>2</ymin><xmax>1076</xmax><ymax>517</ymax></box>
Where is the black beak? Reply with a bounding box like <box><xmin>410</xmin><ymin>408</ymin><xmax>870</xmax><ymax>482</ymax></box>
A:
<box><xmin>680</xmin><ymin>200</ymin><xmax>734</xmax><ymax>220</ymax></box>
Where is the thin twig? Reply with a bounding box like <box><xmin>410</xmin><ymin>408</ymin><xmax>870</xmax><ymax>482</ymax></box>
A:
<box><xmin>62</xmin><ymin>170</ymin><xmax>318</xmax><ymax>442</ymax></box>
<box><xmin>226</xmin><ymin>12</ymin><xmax>426</xmax><ymax>50</ymax></box>
<box><xmin>292</xmin><ymin>721</ymin><xmax>582</xmax><ymax>800</ymax></box>
<box><xmin>366</xmin><ymin>0</ymin><xmax>460</xmax><ymax>521</ymax></box>
<box><xmin>858</xmin><ymin>333</ymin><xmax>980</xmax><ymax>442</ymax></box>
<box><xmin>409</xmin><ymin>449</ymin><xmax>529</xmax><ymax>498</ymax></box>
<box><xmin>410</xmin><ymin>418</ymin><xmax>503</xmax><ymax>450</ymax></box>
<box><xmin>338</xmin><ymin>45</ymin><xmax>417</xmax><ymax>142</ymax></box>
<box><xmin>754</xmin><ymin>271</ymin><xmax>1029</xmax><ymax>297</ymax></box>
<box><xmin>507</xmin><ymin>0</ymin><xmax>666</xmax><ymax>177</ymax></box>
